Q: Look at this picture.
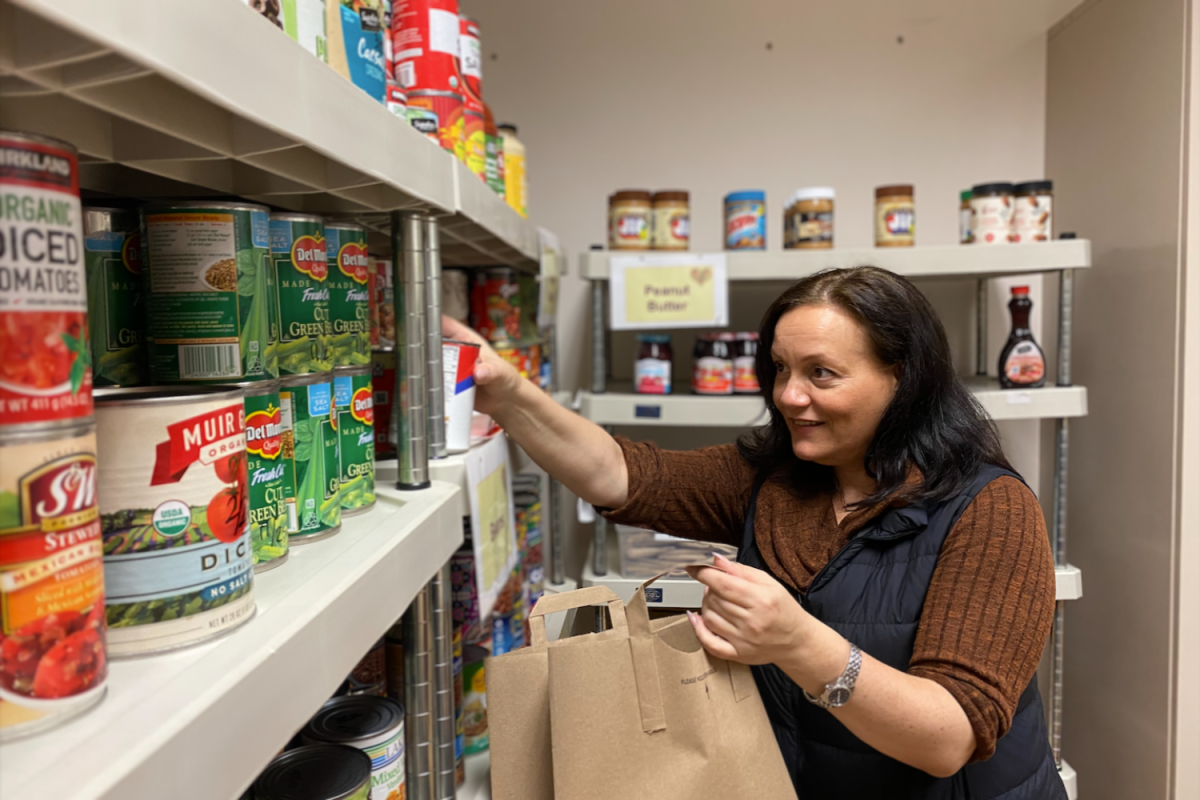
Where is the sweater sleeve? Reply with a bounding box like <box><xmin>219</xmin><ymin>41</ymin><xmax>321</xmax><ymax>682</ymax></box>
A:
<box><xmin>907</xmin><ymin>476</ymin><xmax>1056</xmax><ymax>763</ymax></box>
<box><xmin>598</xmin><ymin>438</ymin><xmax>755</xmax><ymax>547</ymax></box>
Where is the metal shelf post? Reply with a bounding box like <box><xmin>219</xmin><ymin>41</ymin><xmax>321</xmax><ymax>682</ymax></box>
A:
<box><xmin>403</xmin><ymin>584</ymin><xmax>435</xmax><ymax>800</ymax></box>
<box><xmin>425</xmin><ymin>216</ymin><xmax>447</xmax><ymax>460</ymax></box>
<box><xmin>591</xmin><ymin>280</ymin><xmax>606</xmax><ymax>394</ymax></box>
<box><xmin>430</xmin><ymin>564</ymin><xmax>456</xmax><ymax>799</ymax></box>
<box><xmin>393</xmin><ymin>212</ymin><xmax>430</xmax><ymax>489</ymax></box>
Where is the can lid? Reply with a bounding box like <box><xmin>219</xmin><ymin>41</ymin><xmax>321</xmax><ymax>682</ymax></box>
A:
<box><xmin>725</xmin><ymin>190</ymin><xmax>765</xmax><ymax>203</ymax></box>
<box><xmin>1014</xmin><ymin>179</ymin><xmax>1053</xmax><ymax>193</ymax></box>
<box><xmin>960</xmin><ymin>190</ymin><xmax>973</xmax><ymax>202</ymax></box>
<box><xmin>497</xmin><ymin>123</ymin><xmax>518</xmax><ymax>135</ymax></box>
<box><xmin>972</xmin><ymin>182</ymin><xmax>1015</xmax><ymax>196</ymax></box>
<box><xmin>93</xmin><ymin>385</ymin><xmax>246</xmax><ymax>406</ymax></box>
<box><xmin>253</xmin><ymin>745</ymin><xmax>372</xmax><ymax>800</ymax></box>
<box><xmin>795</xmin><ymin>187</ymin><xmax>835</xmax><ymax>201</ymax></box>
<box><xmin>445</xmin><ymin>338</ymin><xmax>482</xmax><ymax>350</ymax></box>
<box><xmin>610</xmin><ymin>190</ymin><xmax>652</xmax><ymax>203</ymax></box>
<box><xmin>652</xmin><ymin>191</ymin><xmax>689</xmax><ymax>203</ymax></box>
<box><xmin>1012</xmin><ymin>286</ymin><xmax>1031</xmax><ymax>295</ymax></box>
<box><xmin>303</xmin><ymin>697</ymin><xmax>405</xmax><ymax>743</ymax></box>
<box><xmin>875</xmin><ymin>184</ymin><xmax>913</xmax><ymax>198</ymax></box>
<box><xmin>464</xmin><ymin>644</ymin><xmax>489</xmax><ymax>663</ymax></box>
<box><xmin>637</xmin><ymin>334</ymin><xmax>672</xmax><ymax>344</ymax></box>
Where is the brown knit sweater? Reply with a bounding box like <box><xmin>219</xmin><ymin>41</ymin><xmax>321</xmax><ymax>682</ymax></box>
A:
<box><xmin>601</xmin><ymin>438</ymin><xmax>1056</xmax><ymax>763</ymax></box>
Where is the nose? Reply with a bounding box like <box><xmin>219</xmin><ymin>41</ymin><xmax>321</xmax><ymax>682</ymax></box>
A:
<box><xmin>777</xmin><ymin>376</ymin><xmax>812</xmax><ymax>409</ymax></box>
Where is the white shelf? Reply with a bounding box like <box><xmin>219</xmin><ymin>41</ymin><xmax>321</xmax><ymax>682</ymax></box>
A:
<box><xmin>375</xmin><ymin>436</ymin><xmax>538</xmax><ymax>502</ymax></box>
<box><xmin>1060</xmin><ymin>759</ymin><xmax>1078</xmax><ymax>800</ymax></box>
<box><xmin>0</xmin><ymin>481</ymin><xmax>463</xmax><ymax>800</ymax></box>
<box><xmin>579</xmin><ymin>240</ymin><xmax>1091</xmax><ymax>281</ymax></box>
<box><xmin>0</xmin><ymin>0</ymin><xmax>540</xmax><ymax>270</ymax></box>
<box><xmin>461</xmin><ymin>751</ymin><xmax>492</xmax><ymax>800</ymax></box>
<box><xmin>579</xmin><ymin>381</ymin><xmax>1087</xmax><ymax>427</ymax></box>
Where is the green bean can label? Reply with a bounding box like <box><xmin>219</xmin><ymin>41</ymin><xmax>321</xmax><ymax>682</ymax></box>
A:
<box><xmin>244</xmin><ymin>391</ymin><xmax>288</xmax><ymax>568</ymax></box>
<box><xmin>334</xmin><ymin>371</ymin><xmax>375</xmax><ymax>513</ymax></box>
<box><xmin>270</xmin><ymin>217</ymin><xmax>333</xmax><ymax>375</ymax></box>
<box><xmin>144</xmin><ymin>207</ymin><xmax>279</xmax><ymax>383</ymax></box>
<box><xmin>84</xmin><ymin>212</ymin><xmax>146</xmax><ymax>387</ymax></box>
<box><xmin>326</xmin><ymin>226</ymin><xmax>371</xmax><ymax>368</ymax></box>
<box><xmin>279</xmin><ymin>379</ymin><xmax>341</xmax><ymax>538</ymax></box>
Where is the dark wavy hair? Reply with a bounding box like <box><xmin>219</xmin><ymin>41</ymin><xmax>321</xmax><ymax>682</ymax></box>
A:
<box><xmin>737</xmin><ymin>266</ymin><xmax>1014</xmax><ymax>507</ymax></box>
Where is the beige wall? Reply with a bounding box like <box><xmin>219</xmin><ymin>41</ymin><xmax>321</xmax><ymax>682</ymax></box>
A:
<box><xmin>1046</xmin><ymin>0</ymin><xmax>1190</xmax><ymax>797</ymax></box>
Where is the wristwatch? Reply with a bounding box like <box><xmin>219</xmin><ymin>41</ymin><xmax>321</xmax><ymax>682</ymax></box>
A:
<box><xmin>803</xmin><ymin>643</ymin><xmax>862</xmax><ymax>710</ymax></box>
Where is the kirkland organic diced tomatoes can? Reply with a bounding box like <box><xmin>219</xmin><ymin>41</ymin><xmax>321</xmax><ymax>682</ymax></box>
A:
<box><xmin>94</xmin><ymin>386</ymin><xmax>255</xmax><ymax>657</ymax></box>
<box><xmin>0</xmin><ymin>423</ymin><xmax>107</xmax><ymax>741</ymax></box>
<box><xmin>0</xmin><ymin>131</ymin><xmax>93</xmax><ymax>430</ymax></box>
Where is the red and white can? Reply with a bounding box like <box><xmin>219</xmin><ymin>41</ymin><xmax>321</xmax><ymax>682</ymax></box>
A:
<box><xmin>392</xmin><ymin>0</ymin><xmax>461</xmax><ymax>93</ymax></box>
<box><xmin>0</xmin><ymin>132</ymin><xmax>92</xmax><ymax>430</ymax></box>
<box><xmin>442</xmin><ymin>339</ymin><xmax>480</xmax><ymax>453</ymax></box>
<box><xmin>458</xmin><ymin>14</ymin><xmax>482</xmax><ymax>100</ymax></box>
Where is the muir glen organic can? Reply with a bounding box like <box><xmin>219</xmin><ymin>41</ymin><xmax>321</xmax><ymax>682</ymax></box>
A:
<box><xmin>270</xmin><ymin>213</ymin><xmax>333</xmax><ymax>376</ymax></box>
<box><xmin>333</xmin><ymin>367</ymin><xmax>375</xmax><ymax>516</ymax></box>
<box><xmin>84</xmin><ymin>207</ymin><xmax>147</xmax><ymax>387</ymax></box>
<box><xmin>325</xmin><ymin>222</ymin><xmax>371</xmax><ymax>369</ymax></box>
<box><xmin>0</xmin><ymin>131</ymin><xmax>93</xmax><ymax>430</ymax></box>
<box><xmin>0</xmin><ymin>423</ymin><xmax>107</xmax><ymax>741</ymax></box>
<box><xmin>244</xmin><ymin>381</ymin><xmax>288</xmax><ymax>572</ymax></box>
<box><xmin>95</xmin><ymin>387</ymin><xmax>255</xmax><ymax>657</ymax></box>
<box><xmin>143</xmin><ymin>202</ymin><xmax>279</xmax><ymax>384</ymax></box>
<box><xmin>280</xmin><ymin>373</ymin><xmax>341</xmax><ymax>543</ymax></box>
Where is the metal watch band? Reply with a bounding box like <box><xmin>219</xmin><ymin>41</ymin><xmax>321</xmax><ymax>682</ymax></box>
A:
<box><xmin>803</xmin><ymin>643</ymin><xmax>862</xmax><ymax>710</ymax></box>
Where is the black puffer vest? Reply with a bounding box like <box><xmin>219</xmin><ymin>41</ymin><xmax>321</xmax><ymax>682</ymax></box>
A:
<box><xmin>739</xmin><ymin>464</ymin><xmax>1066</xmax><ymax>799</ymax></box>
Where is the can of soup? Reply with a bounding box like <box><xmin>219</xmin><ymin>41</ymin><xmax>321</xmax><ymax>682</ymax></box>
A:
<box><xmin>392</xmin><ymin>0</ymin><xmax>461</xmax><ymax>92</ymax></box>
<box><xmin>469</xmin><ymin>268</ymin><xmax>520</xmax><ymax>343</ymax></box>
<box><xmin>255</xmin><ymin>744</ymin><xmax>374</xmax><ymax>800</ymax></box>
<box><xmin>0</xmin><ymin>132</ymin><xmax>92</xmax><ymax>430</ymax></box>
<box><xmin>280</xmin><ymin>372</ymin><xmax>342</xmax><ymax>543</ymax></box>
<box><xmin>143</xmin><ymin>202</ymin><xmax>279</xmax><ymax>384</ymax></box>
<box><xmin>84</xmin><ymin>207</ymin><xmax>147</xmax><ymax>388</ymax></box>
<box><xmin>0</xmin><ymin>423</ymin><xmax>107</xmax><ymax>741</ymax></box>
<box><xmin>406</xmin><ymin>90</ymin><xmax>466</xmax><ymax>159</ymax></box>
<box><xmin>303</xmin><ymin>696</ymin><xmax>406</xmax><ymax>800</ymax></box>
<box><xmin>333</xmin><ymin>366</ymin><xmax>375</xmax><ymax>516</ymax></box>
<box><xmin>370</xmin><ymin>349</ymin><xmax>396</xmax><ymax>461</ymax></box>
<box><xmin>270</xmin><ymin>213</ymin><xmax>333</xmax><ymax>376</ymax></box>
<box><xmin>244</xmin><ymin>381</ymin><xmax>288</xmax><ymax>572</ymax></box>
<box><xmin>95</xmin><ymin>386</ymin><xmax>255</xmax><ymax>656</ymax></box>
<box><xmin>325</xmin><ymin>222</ymin><xmax>371</xmax><ymax>369</ymax></box>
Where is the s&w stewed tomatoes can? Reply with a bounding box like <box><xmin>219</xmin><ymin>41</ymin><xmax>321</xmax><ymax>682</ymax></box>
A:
<box><xmin>0</xmin><ymin>131</ymin><xmax>93</xmax><ymax>430</ymax></box>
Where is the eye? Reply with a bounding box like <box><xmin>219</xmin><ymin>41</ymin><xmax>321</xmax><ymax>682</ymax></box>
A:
<box><xmin>774</xmin><ymin>361</ymin><xmax>787</xmax><ymax>374</ymax></box>
<box><xmin>812</xmin><ymin>366</ymin><xmax>835</xmax><ymax>380</ymax></box>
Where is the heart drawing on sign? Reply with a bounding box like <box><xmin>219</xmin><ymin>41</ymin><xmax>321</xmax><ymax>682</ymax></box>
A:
<box><xmin>691</xmin><ymin>267</ymin><xmax>712</xmax><ymax>286</ymax></box>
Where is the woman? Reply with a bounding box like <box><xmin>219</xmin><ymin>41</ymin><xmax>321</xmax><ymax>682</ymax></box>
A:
<box><xmin>445</xmin><ymin>267</ymin><xmax>1064</xmax><ymax>799</ymax></box>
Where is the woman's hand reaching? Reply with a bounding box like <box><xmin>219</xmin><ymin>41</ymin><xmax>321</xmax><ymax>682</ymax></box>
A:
<box><xmin>442</xmin><ymin>316</ymin><xmax>524</xmax><ymax>418</ymax></box>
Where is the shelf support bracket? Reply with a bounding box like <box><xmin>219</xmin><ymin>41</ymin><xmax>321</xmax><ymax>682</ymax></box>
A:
<box><xmin>393</xmin><ymin>211</ymin><xmax>430</xmax><ymax>489</ymax></box>
<box><xmin>425</xmin><ymin>216</ymin><xmax>447</xmax><ymax>460</ymax></box>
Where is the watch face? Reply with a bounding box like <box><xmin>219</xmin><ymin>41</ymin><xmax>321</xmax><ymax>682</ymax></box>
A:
<box><xmin>828</xmin><ymin>687</ymin><xmax>851</xmax><ymax>707</ymax></box>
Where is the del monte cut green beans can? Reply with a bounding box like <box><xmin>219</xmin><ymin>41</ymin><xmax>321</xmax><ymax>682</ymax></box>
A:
<box><xmin>143</xmin><ymin>202</ymin><xmax>279</xmax><ymax>384</ymax></box>
<box><xmin>334</xmin><ymin>366</ymin><xmax>375</xmax><ymax>516</ymax></box>
<box><xmin>280</xmin><ymin>373</ymin><xmax>341</xmax><ymax>544</ymax></box>
<box><xmin>325</xmin><ymin>221</ymin><xmax>371</xmax><ymax>368</ymax></box>
<box><xmin>84</xmin><ymin>207</ymin><xmax>147</xmax><ymax>387</ymax></box>
<box><xmin>244</xmin><ymin>381</ymin><xmax>288</xmax><ymax>572</ymax></box>
<box><xmin>270</xmin><ymin>213</ymin><xmax>333</xmax><ymax>376</ymax></box>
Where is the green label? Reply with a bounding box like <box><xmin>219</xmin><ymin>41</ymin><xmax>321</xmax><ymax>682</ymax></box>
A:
<box><xmin>280</xmin><ymin>379</ymin><xmax>341</xmax><ymax>538</ymax></box>
<box><xmin>85</xmin><ymin>220</ymin><xmax>147</xmax><ymax>386</ymax></box>
<box><xmin>245</xmin><ymin>390</ymin><xmax>289</xmax><ymax>566</ymax></box>
<box><xmin>334</xmin><ymin>371</ymin><xmax>375</xmax><ymax>511</ymax></box>
<box><xmin>145</xmin><ymin>208</ymin><xmax>279</xmax><ymax>383</ymax></box>
<box><xmin>326</xmin><ymin>225</ymin><xmax>371</xmax><ymax>368</ymax></box>
<box><xmin>270</xmin><ymin>217</ymin><xmax>334</xmax><ymax>375</ymax></box>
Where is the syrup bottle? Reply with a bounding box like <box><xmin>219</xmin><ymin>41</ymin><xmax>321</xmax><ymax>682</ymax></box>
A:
<box><xmin>998</xmin><ymin>286</ymin><xmax>1046</xmax><ymax>389</ymax></box>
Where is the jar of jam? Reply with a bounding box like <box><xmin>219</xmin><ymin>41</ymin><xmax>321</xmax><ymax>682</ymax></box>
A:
<box><xmin>733</xmin><ymin>332</ymin><xmax>759</xmax><ymax>394</ymax></box>
<box><xmin>635</xmin><ymin>334</ymin><xmax>673</xmax><ymax>394</ymax></box>
<box><xmin>693</xmin><ymin>333</ymin><xmax>734</xmax><ymax>395</ymax></box>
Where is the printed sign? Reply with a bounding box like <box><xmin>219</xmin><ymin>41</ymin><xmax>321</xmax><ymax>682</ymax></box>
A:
<box><xmin>609</xmin><ymin>253</ymin><xmax>729</xmax><ymax>330</ymax></box>
<box><xmin>464</xmin><ymin>433</ymin><xmax>518</xmax><ymax>622</ymax></box>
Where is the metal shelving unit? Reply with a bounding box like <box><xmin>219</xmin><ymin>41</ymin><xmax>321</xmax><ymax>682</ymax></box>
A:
<box><xmin>578</xmin><ymin>244</ymin><xmax>1089</xmax><ymax>796</ymax></box>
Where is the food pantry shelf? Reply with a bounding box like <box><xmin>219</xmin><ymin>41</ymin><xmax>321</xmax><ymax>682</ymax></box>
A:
<box><xmin>0</xmin><ymin>0</ymin><xmax>540</xmax><ymax>270</ymax></box>
<box><xmin>578</xmin><ymin>240</ymin><xmax>1092</xmax><ymax>281</ymax></box>
<box><xmin>579</xmin><ymin>381</ymin><xmax>1088</xmax><ymax>427</ymax></box>
<box><xmin>0</xmin><ymin>482</ymin><xmax>462</xmax><ymax>800</ymax></box>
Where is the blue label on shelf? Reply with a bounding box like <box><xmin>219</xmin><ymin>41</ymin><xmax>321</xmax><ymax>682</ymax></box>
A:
<box><xmin>644</xmin><ymin>587</ymin><xmax>664</xmax><ymax>604</ymax></box>
<box><xmin>634</xmin><ymin>405</ymin><xmax>663</xmax><ymax>419</ymax></box>
<box><xmin>340</xmin><ymin>5</ymin><xmax>386</xmax><ymax>103</ymax></box>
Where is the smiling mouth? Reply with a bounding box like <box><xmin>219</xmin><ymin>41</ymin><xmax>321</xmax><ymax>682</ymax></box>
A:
<box><xmin>791</xmin><ymin>420</ymin><xmax>823</xmax><ymax>427</ymax></box>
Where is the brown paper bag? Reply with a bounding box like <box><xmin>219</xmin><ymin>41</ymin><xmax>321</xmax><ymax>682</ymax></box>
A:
<box><xmin>488</xmin><ymin>581</ymin><xmax>796</xmax><ymax>800</ymax></box>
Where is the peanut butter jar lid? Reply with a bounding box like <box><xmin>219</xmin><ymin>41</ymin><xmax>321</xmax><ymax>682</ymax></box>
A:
<box><xmin>795</xmin><ymin>187</ymin><xmax>835</xmax><ymax>201</ymax></box>
<box><xmin>652</xmin><ymin>190</ymin><xmax>689</xmax><ymax>203</ymax></box>
<box><xmin>1014</xmin><ymin>180</ymin><xmax>1053</xmax><ymax>194</ymax></box>
<box><xmin>875</xmin><ymin>184</ymin><xmax>914</xmax><ymax>198</ymax></box>
<box><xmin>610</xmin><ymin>190</ymin><xmax>652</xmax><ymax>203</ymax></box>
<box><xmin>972</xmin><ymin>182</ymin><xmax>1014</xmax><ymax>196</ymax></box>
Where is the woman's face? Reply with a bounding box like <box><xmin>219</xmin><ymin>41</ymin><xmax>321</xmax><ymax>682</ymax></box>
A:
<box><xmin>770</xmin><ymin>304</ymin><xmax>899</xmax><ymax>470</ymax></box>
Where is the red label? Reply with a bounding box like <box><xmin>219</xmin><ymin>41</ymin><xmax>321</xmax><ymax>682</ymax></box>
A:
<box><xmin>0</xmin><ymin>455</ymin><xmax>99</xmax><ymax>567</ymax></box>
<box><xmin>0</xmin><ymin>136</ymin><xmax>79</xmax><ymax>195</ymax></box>
<box><xmin>151</xmin><ymin>403</ymin><xmax>247</xmax><ymax>485</ymax></box>
<box><xmin>692</xmin><ymin>357</ymin><xmax>733</xmax><ymax>395</ymax></box>
<box><xmin>727</xmin><ymin>214</ymin><xmax>760</xmax><ymax>236</ymax></box>
<box><xmin>292</xmin><ymin>235</ymin><xmax>328</xmax><ymax>281</ymax></box>
<box><xmin>350</xmin><ymin>386</ymin><xmax>374</xmax><ymax>425</ymax></box>
<box><xmin>338</xmin><ymin>242</ymin><xmax>370</xmax><ymax>284</ymax></box>
<box><xmin>121</xmin><ymin>233</ymin><xmax>142</xmax><ymax>275</ymax></box>
<box><xmin>245</xmin><ymin>406</ymin><xmax>283</xmax><ymax>460</ymax></box>
<box><xmin>0</xmin><ymin>310</ymin><xmax>93</xmax><ymax>427</ymax></box>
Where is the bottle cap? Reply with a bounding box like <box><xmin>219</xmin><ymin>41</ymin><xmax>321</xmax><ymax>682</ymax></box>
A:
<box><xmin>1012</xmin><ymin>286</ymin><xmax>1030</xmax><ymax>295</ymax></box>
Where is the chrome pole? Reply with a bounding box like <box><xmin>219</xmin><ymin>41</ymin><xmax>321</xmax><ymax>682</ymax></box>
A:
<box><xmin>591</xmin><ymin>280</ymin><xmax>606</xmax><ymax>394</ymax></box>
<box><xmin>403</xmin><ymin>584</ymin><xmax>435</xmax><ymax>800</ymax></box>
<box><xmin>424</xmin><ymin>216</ymin><xmax>447</xmax><ymax>460</ymax></box>
<box><xmin>393</xmin><ymin>212</ymin><xmax>429</xmax><ymax>489</ymax></box>
<box><xmin>430</xmin><ymin>564</ymin><xmax>456</xmax><ymax>799</ymax></box>
<box><xmin>1057</xmin><ymin>269</ymin><xmax>1074</xmax><ymax>387</ymax></box>
<box><xmin>976</xmin><ymin>278</ymin><xmax>988</xmax><ymax>376</ymax></box>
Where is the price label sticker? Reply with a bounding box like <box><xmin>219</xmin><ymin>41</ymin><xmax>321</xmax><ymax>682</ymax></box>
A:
<box><xmin>1005</xmin><ymin>392</ymin><xmax>1033</xmax><ymax>405</ymax></box>
<box><xmin>609</xmin><ymin>253</ymin><xmax>729</xmax><ymax>330</ymax></box>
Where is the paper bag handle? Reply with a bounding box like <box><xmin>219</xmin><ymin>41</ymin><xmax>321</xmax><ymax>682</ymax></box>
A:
<box><xmin>624</xmin><ymin>575</ymin><xmax>670</xmax><ymax>733</ymax></box>
<box><xmin>527</xmin><ymin>586</ymin><xmax>627</xmax><ymax>646</ymax></box>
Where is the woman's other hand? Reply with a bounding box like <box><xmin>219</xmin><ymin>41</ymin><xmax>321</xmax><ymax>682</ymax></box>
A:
<box><xmin>442</xmin><ymin>316</ymin><xmax>524</xmax><ymax>417</ymax></box>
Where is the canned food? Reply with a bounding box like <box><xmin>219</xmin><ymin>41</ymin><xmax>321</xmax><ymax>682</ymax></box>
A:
<box><xmin>461</xmin><ymin>644</ymin><xmax>488</xmax><ymax>755</ymax></box>
<box><xmin>95</xmin><ymin>386</ymin><xmax>255</xmax><ymax>656</ymax></box>
<box><xmin>443</xmin><ymin>339</ymin><xmax>480</xmax><ymax>454</ymax></box>
<box><xmin>406</xmin><ymin>90</ymin><xmax>465</xmax><ymax>158</ymax></box>
<box><xmin>254</xmin><ymin>744</ymin><xmax>373</xmax><ymax>800</ymax></box>
<box><xmin>270</xmin><ymin>213</ymin><xmax>333</xmax><ymax>376</ymax></box>
<box><xmin>349</xmin><ymin>637</ymin><xmax>387</xmax><ymax>693</ymax></box>
<box><xmin>333</xmin><ymin>366</ymin><xmax>375</xmax><ymax>516</ymax></box>
<box><xmin>483</xmin><ymin>103</ymin><xmax>506</xmax><ymax>200</ymax></box>
<box><xmin>370</xmin><ymin>349</ymin><xmax>396</xmax><ymax>461</ymax></box>
<box><xmin>325</xmin><ymin>222</ymin><xmax>371</xmax><ymax>368</ymax></box>
<box><xmin>469</xmin><ymin>268</ymin><xmax>520</xmax><ymax>343</ymax></box>
<box><xmin>280</xmin><ymin>373</ymin><xmax>342</xmax><ymax>543</ymax></box>
<box><xmin>458</xmin><ymin>13</ymin><xmax>483</xmax><ymax>99</ymax></box>
<box><xmin>327</xmin><ymin>0</ymin><xmax>387</xmax><ymax>103</ymax></box>
<box><xmin>84</xmin><ymin>207</ymin><xmax>146</xmax><ymax>387</ymax></box>
<box><xmin>385</xmin><ymin>81</ymin><xmax>408</xmax><ymax>118</ymax></box>
<box><xmin>384</xmin><ymin>623</ymin><xmax>405</xmax><ymax>701</ymax></box>
<box><xmin>463</xmin><ymin>93</ymin><xmax>486</xmax><ymax>180</ymax></box>
<box><xmin>371</xmin><ymin>257</ymin><xmax>395</xmax><ymax>350</ymax></box>
<box><xmin>143</xmin><ymin>202</ymin><xmax>279</xmax><ymax>384</ymax></box>
<box><xmin>303</xmin><ymin>696</ymin><xmax>406</xmax><ymax>800</ymax></box>
<box><xmin>244</xmin><ymin>381</ymin><xmax>288</xmax><ymax>572</ymax></box>
<box><xmin>450</xmin><ymin>537</ymin><xmax>479</xmax><ymax>635</ymax></box>
<box><xmin>392</xmin><ymin>0</ymin><xmax>462</xmax><ymax>93</ymax></box>
<box><xmin>0</xmin><ymin>423</ymin><xmax>106</xmax><ymax>741</ymax></box>
<box><xmin>0</xmin><ymin>132</ymin><xmax>92</xmax><ymax>429</ymax></box>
